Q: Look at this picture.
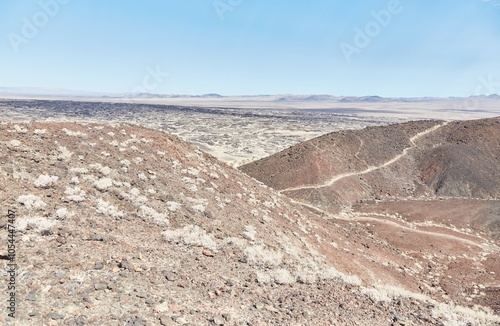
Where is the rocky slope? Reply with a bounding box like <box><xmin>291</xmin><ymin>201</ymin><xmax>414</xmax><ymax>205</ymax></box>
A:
<box><xmin>0</xmin><ymin>121</ymin><xmax>499</xmax><ymax>325</ymax></box>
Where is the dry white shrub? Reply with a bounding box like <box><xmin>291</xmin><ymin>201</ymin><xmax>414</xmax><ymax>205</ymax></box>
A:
<box><xmin>162</xmin><ymin>225</ymin><xmax>217</xmax><ymax>251</ymax></box>
<box><xmin>96</xmin><ymin>199</ymin><xmax>124</xmax><ymax>218</ymax></box>
<box><xmin>256</xmin><ymin>269</ymin><xmax>296</xmax><ymax>285</ymax></box>
<box><xmin>255</xmin><ymin>271</ymin><xmax>272</xmax><ymax>284</ymax></box>
<box><xmin>62</xmin><ymin>128</ymin><xmax>87</xmax><ymax>137</ymax></box>
<box><xmin>89</xmin><ymin>163</ymin><xmax>113</xmax><ymax>176</ymax></box>
<box><xmin>171</xmin><ymin>160</ymin><xmax>181</xmax><ymax>169</ymax></box>
<box><xmin>191</xmin><ymin>204</ymin><xmax>205</xmax><ymax>213</ymax></box>
<box><xmin>140</xmin><ymin>205</ymin><xmax>169</xmax><ymax>226</ymax></box>
<box><xmin>361</xmin><ymin>285</ymin><xmax>426</xmax><ymax>303</ymax></box>
<box><xmin>15</xmin><ymin>216</ymin><xmax>55</xmax><ymax>231</ymax></box>
<box><xmin>7</xmin><ymin>140</ymin><xmax>22</xmax><ymax>148</ymax></box>
<box><xmin>186</xmin><ymin>197</ymin><xmax>207</xmax><ymax>213</ymax></box>
<box><xmin>127</xmin><ymin>188</ymin><xmax>148</xmax><ymax>204</ymax></box>
<box><xmin>431</xmin><ymin>301</ymin><xmax>500</xmax><ymax>325</ymax></box>
<box><xmin>166</xmin><ymin>201</ymin><xmax>181</xmax><ymax>212</ymax></box>
<box><xmin>242</xmin><ymin>225</ymin><xmax>257</xmax><ymax>241</ymax></box>
<box><xmin>130</xmin><ymin>188</ymin><xmax>141</xmax><ymax>197</ymax></box>
<box><xmin>99</xmin><ymin>166</ymin><xmax>112</xmax><ymax>175</ymax></box>
<box><xmin>322</xmin><ymin>267</ymin><xmax>362</xmax><ymax>286</ymax></box>
<box><xmin>54</xmin><ymin>207</ymin><xmax>75</xmax><ymax>220</ymax></box>
<box><xmin>95</xmin><ymin>177</ymin><xmax>113</xmax><ymax>192</ymax></box>
<box><xmin>262</xmin><ymin>214</ymin><xmax>272</xmax><ymax>223</ymax></box>
<box><xmin>223</xmin><ymin>236</ymin><xmax>248</xmax><ymax>249</ymax></box>
<box><xmin>271</xmin><ymin>269</ymin><xmax>295</xmax><ymax>284</ymax></box>
<box><xmin>17</xmin><ymin>195</ymin><xmax>47</xmax><ymax>210</ymax></box>
<box><xmin>243</xmin><ymin>244</ymin><xmax>283</xmax><ymax>268</ymax></box>
<box><xmin>248</xmin><ymin>195</ymin><xmax>259</xmax><ymax>206</ymax></box>
<box><xmin>295</xmin><ymin>265</ymin><xmax>319</xmax><ymax>284</ymax></box>
<box><xmin>187</xmin><ymin>167</ymin><xmax>200</xmax><ymax>176</ymax></box>
<box><xmin>57</xmin><ymin>146</ymin><xmax>73</xmax><ymax>160</ymax></box>
<box><xmin>182</xmin><ymin>176</ymin><xmax>195</xmax><ymax>184</ymax></box>
<box><xmin>263</xmin><ymin>201</ymin><xmax>275</xmax><ymax>208</ymax></box>
<box><xmin>64</xmin><ymin>186</ymin><xmax>86</xmax><ymax>202</ymax></box>
<box><xmin>13</xmin><ymin>125</ymin><xmax>28</xmax><ymax>133</ymax></box>
<box><xmin>34</xmin><ymin>174</ymin><xmax>59</xmax><ymax>188</ymax></box>
<box><xmin>361</xmin><ymin>284</ymin><xmax>500</xmax><ymax>324</ymax></box>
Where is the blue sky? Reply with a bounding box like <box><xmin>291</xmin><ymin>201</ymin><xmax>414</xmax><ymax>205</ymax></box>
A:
<box><xmin>0</xmin><ymin>0</ymin><xmax>499</xmax><ymax>97</ymax></box>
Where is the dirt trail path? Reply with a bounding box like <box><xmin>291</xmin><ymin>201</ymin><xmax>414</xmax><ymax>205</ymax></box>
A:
<box><xmin>281</xmin><ymin>122</ymin><xmax>448</xmax><ymax>193</ymax></box>
<box><xmin>345</xmin><ymin>214</ymin><xmax>494</xmax><ymax>251</ymax></box>
<box><xmin>290</xmin><ymin>198</ymin><xmax>498</xmax><ymax>253</ymax></box>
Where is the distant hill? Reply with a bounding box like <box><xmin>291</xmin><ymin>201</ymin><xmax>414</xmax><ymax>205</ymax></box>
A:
<box><xmin>339</xmin><ymin>95</ymin><xmax>388</xmax><ymax>103</ymax></box>
<box><xmin>241</xmin><ymin>117</ymin><xmax>500</xmax><ymax>315</ymax></box>
<box><xmin>241</xmin><ymin>118</ymin><xmax>500</xmax><ymax>205</ymax></box>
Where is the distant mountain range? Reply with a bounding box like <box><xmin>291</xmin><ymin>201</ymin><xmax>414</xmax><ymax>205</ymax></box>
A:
<box><xmin>1</xmin><ymin>87</ymin><xmax>499</xmax><ymax>102</ymax></box>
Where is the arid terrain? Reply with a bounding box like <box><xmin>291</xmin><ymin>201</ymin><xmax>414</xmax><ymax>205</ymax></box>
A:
<box><xmin>0</xmin><ymin>99</ymin><xmax>402</xmax><ymax>167</ymax></box>
<box><xmin>1</xmin><ymin>120</ymin><xmax>499</xmax><ymax>325</ymax></box>
<box><xmin>2</xmin><ymin>0</ymin><xmax>499</xmax><ymax>323</ymax></box>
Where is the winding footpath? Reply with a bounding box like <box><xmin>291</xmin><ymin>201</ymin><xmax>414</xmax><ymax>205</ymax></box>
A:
<box><xmin>281</xmin><ymin>122</ymin><xmax>448</xmax><ymax>193</ymax></box>
<box><xmin>289</xmin><ymin>198</ymin><xmax>498</xmax><ymax>253</ymax></box>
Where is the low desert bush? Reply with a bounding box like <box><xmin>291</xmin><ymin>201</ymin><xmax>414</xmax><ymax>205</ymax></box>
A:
<box><xmin>162</xmin><ymin>225</ymin><xmax>218</xmax><ymax>251</ymax></box>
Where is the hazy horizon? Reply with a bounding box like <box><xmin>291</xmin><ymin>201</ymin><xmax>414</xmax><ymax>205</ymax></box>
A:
<box><xmin>1</xmin><ymin>86</ymin><xmax>500</xmax><ymax>99</ymax></box>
